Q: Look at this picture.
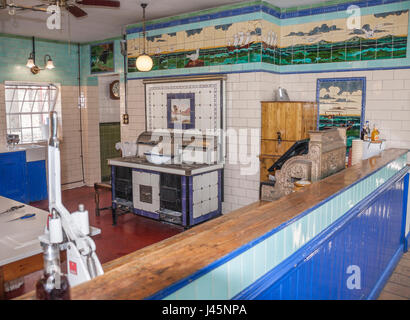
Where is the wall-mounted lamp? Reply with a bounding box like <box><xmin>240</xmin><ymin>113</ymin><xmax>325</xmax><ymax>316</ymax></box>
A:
<box><xmin>26</xmin><ymin>37</ymin><xmax>56</xmax><ymax>75</ymax></box>
<box><xmin>136</xmin><ymin>3</ymin><xmax>153</xmax><ymax>72</ymax></box>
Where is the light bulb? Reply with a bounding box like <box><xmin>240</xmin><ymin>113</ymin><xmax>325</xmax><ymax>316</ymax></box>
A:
<box><xmin>26</xmin><ymin>58</ymin><xmax>35</xmax><ymax>69</ymax></box>
<box><xmin>136</xmin><ymin>54</ymin><xmax>153</xmax><ymax>72</ymax></box>
<box><xmin>46</xmin><ymin>58</ymin><xmax>55</xmax><ymax>70</ymax></box>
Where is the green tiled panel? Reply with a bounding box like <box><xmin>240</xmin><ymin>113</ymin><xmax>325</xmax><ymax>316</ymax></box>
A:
<box><xmin>99</xmin><ymin>122</ymin><xmax>121</xmax><ymax>182</ymax></box>
<box><xmin>162</xmin><ymin>154</ymin><xmax>407</xmax><ymax>300</ymax></box>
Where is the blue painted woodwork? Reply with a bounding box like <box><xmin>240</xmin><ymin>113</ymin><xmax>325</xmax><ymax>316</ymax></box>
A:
<box><xmin>238</xmin><ymin>170</ymin><xmax>407</xmax><ymax>300</ymax></box>
<box><xmin>0</xmin><ymin>152</ymin><xmax>48</xmax><ymax>203</ymax></box>
<box><xmin>27</xmin><ymin>160</ymin><xmax>48</xmax><ymax>202</ymax></box>
<box><xmin>148</xmin><ymin>153</ymin><xmax>408</xmax><ymax>300</ymax></box>
<box><xmin>0</xmin><ymin>151</ymin><xmax>28</xmax><ymax>203</ymax></box>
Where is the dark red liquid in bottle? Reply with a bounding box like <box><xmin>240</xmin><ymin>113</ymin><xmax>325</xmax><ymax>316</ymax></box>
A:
<box><xmin>36</xmin><ymin>273</ymin><xmax>70</xmax><ymax>300</ymax></box>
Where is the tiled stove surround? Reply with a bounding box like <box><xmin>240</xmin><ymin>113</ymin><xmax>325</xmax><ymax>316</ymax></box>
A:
<box><xmin>145</xmin><ymin>80</ymin><xmax>221</xmax><ymax>133</ymax></box>
<box><xmin>123</xmin><ymin>72</ymin><xmax>278</xmax><ymax>214</ymax></box>
<box><xmin>192</xmin><ymin>171</ymin><xmax>219</xmax><ymax>219</ymax></box>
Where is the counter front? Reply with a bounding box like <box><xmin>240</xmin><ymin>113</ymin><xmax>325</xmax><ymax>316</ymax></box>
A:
<box><xmin>19</xmin><ymin>149</ymin><xmax>409</xmax><ymax>300</ymax></box>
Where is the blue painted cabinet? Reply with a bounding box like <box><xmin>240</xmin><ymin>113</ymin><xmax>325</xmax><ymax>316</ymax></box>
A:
<box><xmin>0</xmin><ymin>151</ymin><xmax>28</xmax><ymax>203</ymax></box>
<box><xmin>0</xmin><ymin>151</ymin><xmax>48</xmax><ymax>203</ymax></box>
<box><xmin>27</xmin><ymin>160</ymin><xmax>48</xmax><ymax>202</ymax></box>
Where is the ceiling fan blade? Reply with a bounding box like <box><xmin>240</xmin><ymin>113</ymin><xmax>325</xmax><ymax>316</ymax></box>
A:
<box><xmin>66</xmin><ymin>5</ymin><xmax>88</xmax><ymax>18</ymax></box>
<box><xmin>6</xmin><ymin>4</ymin><xmax>48</xmax><ymax>12</ymax></box>
<box><xmin>76</xmin><ymin>0</ymin><xmax>120</xmax><ymax>8</ymax></box>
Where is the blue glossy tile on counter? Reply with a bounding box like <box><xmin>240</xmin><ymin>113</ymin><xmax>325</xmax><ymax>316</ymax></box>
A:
<box><xmin>155</xmin><ymin>153</ymin><xmax>408</xmax><ymax>300</ymax></box>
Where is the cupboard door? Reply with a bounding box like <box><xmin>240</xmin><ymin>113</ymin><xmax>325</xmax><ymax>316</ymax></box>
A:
<box><xmin>302</xmin><ymin>102</ymin><xmax>318</xmax><ymax>136</ymax></box>
<box><xmin>27</xmin><ymin>160</ymin><xmax>48</xmax><ymax>202</ymax></box>
<box><xmin>284</xmin><ymin>102</ymin><xmax>303</xmax><ymax>141</ymax></box>
<box><xmin>0</xmin><ymin>151</ymin><xmax>28</xmax><ymax>203</ymax></box>
<box><xmin>261</xmin><ymin>140</ymin><xmax>296</xmax><ymax>156</ymax></box>
<box><xmin>262</xmin><ymin>103</ymin><xmax>286</xmax><ymax>140</ymax></box>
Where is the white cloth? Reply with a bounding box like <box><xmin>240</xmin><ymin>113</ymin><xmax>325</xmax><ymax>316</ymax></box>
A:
<box><xmin>115</xmin><ymin>142</ymin><xmax>137</xmax><ymax>157</ymax></box>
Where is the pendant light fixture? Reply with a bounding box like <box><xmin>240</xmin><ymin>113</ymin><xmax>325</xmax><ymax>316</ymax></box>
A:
<box><xmin>136</xmin><ymin>3</ymin><xmax>153</xmax><ymax>72</ymax></box>
<box><xmin>26</xmin><ymin>37</ymin><xmax>56</xmax><ymax>75</ymax></box>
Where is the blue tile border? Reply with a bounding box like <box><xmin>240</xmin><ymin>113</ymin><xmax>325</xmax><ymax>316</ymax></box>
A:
<box><xmin>127</xmin><ymin>63</ymin><xmax>410</xmax><ymax>81</ymax></box>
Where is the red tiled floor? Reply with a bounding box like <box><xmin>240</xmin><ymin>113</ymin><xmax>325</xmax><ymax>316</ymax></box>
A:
<box><xmin>6</xmin><ymin>186</ymin><xmax>184</xmax><ymax>299</ymax></box>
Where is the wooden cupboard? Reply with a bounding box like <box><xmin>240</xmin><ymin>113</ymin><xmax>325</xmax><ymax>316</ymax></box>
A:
<box><xmin>260</xmin><ymin>101</ymin><xmax>317</xmax><ymax>182</ymax></box>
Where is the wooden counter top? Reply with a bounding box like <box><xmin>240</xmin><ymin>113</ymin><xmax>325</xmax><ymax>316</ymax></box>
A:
<box><xmin>18</xmin><ymin>149</ymin><xmax>408</xmax><ymax>300</ymax></box>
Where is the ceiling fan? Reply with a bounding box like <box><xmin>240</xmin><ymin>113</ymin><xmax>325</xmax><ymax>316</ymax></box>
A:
<box><xmin>0</xmin><ymin>0</ymin><xmax>120</xmax><ymax>18</ymax></box>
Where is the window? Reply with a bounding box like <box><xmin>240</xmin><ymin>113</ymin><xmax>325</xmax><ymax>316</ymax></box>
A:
<box><xmin>5</xmin><ymin>82</ymin><xmax>59</xmax><ymax>144</ymax></box>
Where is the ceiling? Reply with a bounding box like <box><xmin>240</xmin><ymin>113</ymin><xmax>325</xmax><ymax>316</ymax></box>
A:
<box><xmin>0</xmin><ymin>0</ymin><xmax>333</xmax><ymax>43</ymax></box>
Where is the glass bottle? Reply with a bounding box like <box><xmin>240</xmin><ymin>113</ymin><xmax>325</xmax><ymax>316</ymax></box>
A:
<box><xmin>363</xmin><ymin>121</ymin><xmax>370</xmax><ymax>141</ymax></box>
<box><xmin>36</xmin><ymin>243</ymin><xmax>70</xmax><ymax>300</ymax></box>
<box><xmin>371</xmin><ymin>124</ymin><xmax>380</xmax><ymax>142</ymax></box>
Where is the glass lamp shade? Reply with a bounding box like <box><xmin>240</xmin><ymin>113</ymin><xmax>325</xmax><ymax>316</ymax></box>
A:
<box><xmin>26</xmin><ymin>58</ymin><xmax>35</xmax><ymax>69</ymax></box>
<box><xmin>46</xmin><ymin>58</ymin><xmax>55</xmax><ymax>70</ymax></box>
<box><xmin>136</xmin><ymin>54</ymin><xmax>153</xmax><ymax>72</ymax></box>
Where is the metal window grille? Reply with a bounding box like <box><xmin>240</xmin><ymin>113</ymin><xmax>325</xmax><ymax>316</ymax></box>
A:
<box><xmin>5</xmin><ymin>83</ymin><xmax>58</xmax><ymax>144</ymax></box>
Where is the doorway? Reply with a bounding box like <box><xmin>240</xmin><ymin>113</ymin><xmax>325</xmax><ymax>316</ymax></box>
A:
<box><xmin>98</xmin><ymin>75</ymin><xmax>121</xmax><ymax>182</ymax></box>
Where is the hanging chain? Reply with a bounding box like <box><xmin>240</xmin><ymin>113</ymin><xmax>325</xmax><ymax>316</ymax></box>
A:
<box><xmin>142</xmin><ymin>3</ymin><xmax>147</xmax><ymax>54</ymax></box>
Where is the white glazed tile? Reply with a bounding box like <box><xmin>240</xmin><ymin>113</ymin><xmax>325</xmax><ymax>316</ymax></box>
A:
<box><xmin>202</xmin><ymin>200</ymin><xmax>210</xmax><ymax>215</ymax></box>
<box><xmin>193</xmin><ymin>189</ymin><xmax>201</xmax><ymax>205</ymax></box>
<box><xmin>193</xmin><ymin>204</ymin><xmax>201</xmax><ymax>219</ymax></box>
<box><xmin>210</xmin><ymin>198</ymin><xmax>218</xmax><ymax>212</ymax></box>
<box><xmin>193</xmin><ymin>175</ymin><xmax>201</xmax><ymax>191</ymax></box>
<box><xmin>202</xmin><ymin>186</ymin><xmax>210</xmax><ymax>201</ymax></box>
<box><xmin>210</xmin><ymin>184</ymin><xmax>218</xmax><ymax>198</ymax></box>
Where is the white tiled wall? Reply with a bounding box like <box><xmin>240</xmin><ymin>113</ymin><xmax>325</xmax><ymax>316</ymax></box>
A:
<box><xmin>0</xmin><ymin>83</ymin><xmax>5</xmax><ymax>147</ymax></box>
<box><xmin>120</xmin><ymin>80</ymin><xmax>146</xmax><ymax>142</ymax></box>
<box><xmin>98</xmin><ymin>75</ymin><xmax>121</xmax><ymax>123</ymax></box>
<box><xmin>223</xmin><ymin>72</ymin><xmax>278</xmax><ymax>213</ymax></box>
<box><xmin>123</xmin><ymin>69</ymin><xmax>409</xmax><ymax>215</ymax></box>
<box><xmin>59</xmin><ymin>86</ymin><xmax>85</xmax><ymax>188</ymax></box>
<box><xmin>80</xmin><ymin>85</ymin><xmax>101</xmax><ymax>186</ymax></box>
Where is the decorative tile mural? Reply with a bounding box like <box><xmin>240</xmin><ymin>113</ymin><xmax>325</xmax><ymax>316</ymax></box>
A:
<box><xmin>91</xmin><ymin>42</ymin><xmax>115</xmax><ymax>74</ymax></box>
<box><xmin>127</xmin><ymin>8</ymin><xmax>408</xmax><ymax>73</ymax></box>
<box><xmin>267</xmin><ymin>9</ymin><xmax>408</xmax><ymax>65</ymax></box>
<box><xmin>128</xmin><ymin>20</ymin><xmax>263</xmax><ymax>72</ymax></box>
<box><xmin>145</xmin><ymin>80</ymin><xmax>222</xmax><ymax>133</ymax></box>
<box><xmin>317</xmin><ymin>77</ymin><xmax>366</xmax><ymax>148</ymax></box>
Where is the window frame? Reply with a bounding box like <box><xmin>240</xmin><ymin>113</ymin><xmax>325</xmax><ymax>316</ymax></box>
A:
<box><xmin>4</xmin><ymin>81</ymin><xmax>60</xmax><ymax>144</ymax></box>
